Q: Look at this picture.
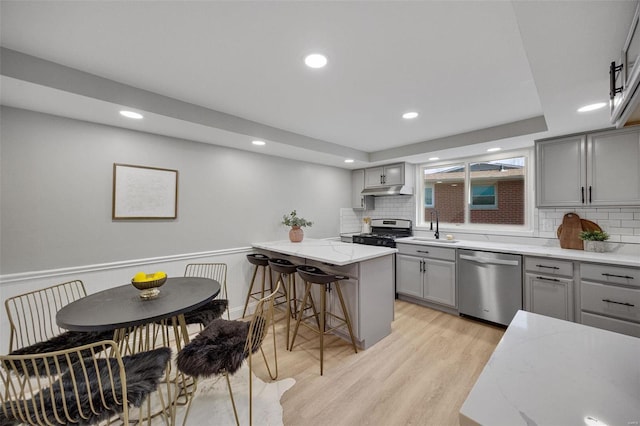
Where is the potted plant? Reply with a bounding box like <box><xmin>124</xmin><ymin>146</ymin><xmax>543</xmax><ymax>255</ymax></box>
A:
<box><xmin>579</xmin><ymin>230</ymin><xmax>610</xmax><ymax>252</ymax></box>
<box><xmin>282</xmin><ymin>210</ymin><xmax>313</xmax><ymax>242</ymax></box>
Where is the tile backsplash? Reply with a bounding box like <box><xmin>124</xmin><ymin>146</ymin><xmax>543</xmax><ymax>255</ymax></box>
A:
<box><xmin>341</xmin><ymin>195</ymin><xmax>640</xmax><ymax>246</ymax></box>
<box><xmin>537</xmin><ymin>207</ymin><xmax>640</xmax><ymax>244</ymax></box>
<box><xmin>340</xmin><ymin>195</ymin><xmax>414</xmax><ymax>234</ymax></box>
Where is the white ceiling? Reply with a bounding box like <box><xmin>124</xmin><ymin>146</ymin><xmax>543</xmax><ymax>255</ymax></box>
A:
<box><xmin>0</xmin><ymin>1</ymin><xmax>636</xmax><ymax>168</ymax></box>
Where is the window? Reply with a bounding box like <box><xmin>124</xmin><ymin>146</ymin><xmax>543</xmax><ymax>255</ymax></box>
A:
<box><xmin>424</xmin><ymin>186</ymin><xmax>434</xmax><ymax>207</ymax></box>
<box><xmin>470</xmin><ymin>184</ymin><xmax>497</xmax><ymax>208</ymax></box>
<box><xmin>418</xmin><ymin>153</ymin><xmax>529</xmax><ymax>230</ymax></box>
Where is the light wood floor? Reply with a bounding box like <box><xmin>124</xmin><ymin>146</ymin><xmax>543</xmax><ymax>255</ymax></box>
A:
<box><xmin>251</xmin><ymin>299</ymin><xmax>504</xmax><ymax>426</ymax></box>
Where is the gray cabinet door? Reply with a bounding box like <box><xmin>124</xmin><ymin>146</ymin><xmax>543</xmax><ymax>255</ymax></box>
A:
<box><xmin>396</xmin><ymin>254</ymin><xmax>423</xmax><ymax>298</ymax></box>
<box><xmin>423</xmin><ymin>258</ymin><xmax>456</xmax><ymax>307</ymax></box>
<box><xmin>364</xmin><ymin>167</ymin><xmax>385</xmax><ymax>187</ymax></box>
<box><xmin>525</xmin><ymin>273</ymin><xmax>574</xmax><ymax>321</ymax></box>
<box><xmin>381</xmin><ymin>164</ymin><xmax>404</xmax><ymax>185</ymax></box>
<box><xmin>588</xmin><ymin>128</ymin><xmax>640</xmax><ymax>206</ymax></box>
<box><xmin>536</xmin><ymin>135</ymin><xmax>587</xmax><ymax>207</ymax></box>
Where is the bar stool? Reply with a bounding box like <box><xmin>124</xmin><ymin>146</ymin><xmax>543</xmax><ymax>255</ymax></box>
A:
<box><xmin>242</xmin><ymin>253</ymin><xmax>273</xmax><ymax>318</ymax></box>
<box><xmin>268</xmin><ymin>258</ymin><xmax>299</xmax><ymax>349</ymax></box>
<box><xmin>290</xmin><ymin>265</ymin><xmax>358</xmax><ymax>375</ymax></box>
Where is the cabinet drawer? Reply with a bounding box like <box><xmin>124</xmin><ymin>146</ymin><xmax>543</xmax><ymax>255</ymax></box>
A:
<box><xmin>396</xmin><ymin>243</ymin><xmax>455</xmax><ymax>261</ymax></box>
<box><xmin>525</xmin><ymin>257</ymin><xmax>574</xmax><ymax>277</ymax></box>
<box><xmin>581</xmin><ymin>281</ymin><xmax>640</xmax><ymax>322</ymax></box>
<box><xmin>581</xmin><ymin>312</ymin><xmax>640</xmax><ymax>338</ymax></box>
<box><xmin>581</xmin><ymin>263</ymin><xmax>640</xmax><ymax>287</ymax></box>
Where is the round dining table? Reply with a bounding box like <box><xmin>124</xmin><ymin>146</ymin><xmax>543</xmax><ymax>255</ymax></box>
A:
<box><xmin>56</xmin><ymin>277</ymin><xmax>220</xmax><ymax>332</ymax></box>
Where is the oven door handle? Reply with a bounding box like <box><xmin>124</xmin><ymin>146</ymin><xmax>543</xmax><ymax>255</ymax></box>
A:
<box><xmin>459</xmin><ymin>254</ymin><xmax>520</xmax><ymax>266</ymax></box>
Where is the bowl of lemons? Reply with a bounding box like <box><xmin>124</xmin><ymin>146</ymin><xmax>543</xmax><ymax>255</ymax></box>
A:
<box><xmin>131</xmin><ymin>271</ymin><xmax>167</xmax><ymax>299</ymax></box>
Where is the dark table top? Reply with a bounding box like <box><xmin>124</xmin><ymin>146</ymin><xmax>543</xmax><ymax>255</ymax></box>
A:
<box><xmin>56</xmin><ymin>277</ymin><xmax>220</xmax><ymax>332</ymax></box>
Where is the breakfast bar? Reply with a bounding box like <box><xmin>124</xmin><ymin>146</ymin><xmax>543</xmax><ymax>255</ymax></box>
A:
<box><xmin>252</xmin><ymin>238</ymin><xmax>397</xmax><ymax>349</ymax></box>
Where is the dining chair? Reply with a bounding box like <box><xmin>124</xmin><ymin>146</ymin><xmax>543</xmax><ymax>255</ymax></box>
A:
<box><xmin>0</xmin><ymin>340</ymin><xmax>172</xmax><ymax>426</ymax></box>
<box><xmin>184</xmin><ymin>263</ymin><xmax>230</xmax><ymax>322</ymax></box>
<box><xmin>176</xmin><ymin>281</ymin><xmax>281</xmax><ymax>426</ymax></box>
<box><xmin>5</xmin><ymin>280</ymin><xmax>115</xmax><ymax>369</ymax></box>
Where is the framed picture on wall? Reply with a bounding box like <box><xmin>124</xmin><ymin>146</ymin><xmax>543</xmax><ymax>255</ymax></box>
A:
<box><xmin>112</xmin><ymin>163</ymin><xmax>178</xmax><ymax>219</ymax></box>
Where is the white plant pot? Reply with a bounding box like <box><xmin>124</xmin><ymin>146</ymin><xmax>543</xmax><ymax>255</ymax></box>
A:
<box><xmin>583</xmin><ymin>241</ymin><xmax>608</xmax><ymax>253</ymax></box>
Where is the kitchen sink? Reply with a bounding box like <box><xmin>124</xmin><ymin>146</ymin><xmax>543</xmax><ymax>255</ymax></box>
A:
<box><xmin>412</xmin><ymin>237</ymin><xmax>458</xmax><ymax>243</ymax></box>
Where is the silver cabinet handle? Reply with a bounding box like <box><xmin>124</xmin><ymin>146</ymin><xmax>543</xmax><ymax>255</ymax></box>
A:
<box><xmin>417</xmin><ymin>250</ymin><xmax>430</xmax><ymax>254</ymax></box>
<box><xmin>536</xmin><ymin>264</ymin><xmax>559</xmax><ymax>270</ymax></box>
<box><xmin>537</xmin><ymin>276</ymin><xmax>560</xmax><ymax>282</ymax></box>
<box><xmin>459</xmin><ymin>254</ymin><xmax>520</xmax><ymax>266</ymax></box>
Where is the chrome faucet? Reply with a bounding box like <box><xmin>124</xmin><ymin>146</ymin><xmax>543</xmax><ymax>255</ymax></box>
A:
<box><xmin>430</xmin><ymin>210</ymin><xmax>440</xmax><ymax>239</ymax></box>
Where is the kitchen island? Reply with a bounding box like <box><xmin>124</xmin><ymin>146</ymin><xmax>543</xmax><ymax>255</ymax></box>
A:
<box><xmin>460</xmin><ymin>310</ymin><xmax>640</xmax><ymax>426</ymax></box>
<box><xmin>252</xmin><ymin>239</ymin><xmax>396</xmax><ymax>349</ymax></box>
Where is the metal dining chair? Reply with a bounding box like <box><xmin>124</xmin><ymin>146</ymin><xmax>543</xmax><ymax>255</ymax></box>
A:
<box><xmin>0</xmin><ymin>340</ymin><xmax>171</xmax><ymax>426</ymax></box>
<box><xmin>177</xmin><ymin>281</ymin><xmax>280</xmax><ymax>426</ymax></box>
<box><xmin>184</xmin><ymin>263</ymin><xmax>230</xmax><ymax>322</ymax></box>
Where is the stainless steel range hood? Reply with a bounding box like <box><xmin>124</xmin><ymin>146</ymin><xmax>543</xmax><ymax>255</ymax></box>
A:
<box><xmin>361</xmin><ymin>185</ymin><xmax>414</xmax><ymax>196</ymax></box>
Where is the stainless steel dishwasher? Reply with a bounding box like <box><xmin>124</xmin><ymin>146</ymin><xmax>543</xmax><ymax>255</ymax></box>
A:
<box><xmin>457</xmin><ymin>249</ymin><xmax>522</xmax><ymax>326</ymax></box>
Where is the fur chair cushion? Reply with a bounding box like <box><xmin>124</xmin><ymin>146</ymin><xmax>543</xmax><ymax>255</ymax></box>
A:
<box><xmin>182</xmin><ymin>299</ymin><xmax>228</xmax><ymax>326</ymax></box>
<box><xmin>3</xmin><ymin>330</ymin><xmax>115</xmax><ymax>376</ymax></box>
<box><xmin>176</xmin><ymin>317</ymin><xmax>264</xmax><ymax>377</ymax></box>
<box><xmin>1</xmin><ymin>347</ymin><xmax>171</xmax><ymax>426</ymax></box>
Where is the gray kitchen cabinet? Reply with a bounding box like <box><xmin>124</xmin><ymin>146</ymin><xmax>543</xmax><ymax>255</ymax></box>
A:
<box><xmin>396</xmin><ymin>243</ymin><xmax>456</xmax><ymax>308</ymax></box>
<box><xmin>524</xmin><ymin>257</ymin><xmax>575</xmax><ymax>321</ymax></box>
<box><xmin>364</xmin><ymin>163</ymin><xmax>405</xmax><ymax>187</ymax></box>
<box><xmin>536</xmin><ymin>126</ymin><xmax>640</xmax><ymax>207</ymax></box>
<box><xmin>351</xmin><ymin>169</ymin><xmax>374</xmax><ymax>210</ymax></box>
<box><xmin>580</xmin><ymin>262</ymin><xmax>640</xmax><ymax>338</ymax></box>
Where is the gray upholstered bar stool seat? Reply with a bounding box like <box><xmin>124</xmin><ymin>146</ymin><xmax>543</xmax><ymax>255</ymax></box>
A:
<box><xmin>290</xmin><ymin>265</ymin><xmax>358</xmax><ymax>375</ymax></box>
<box><xmin>242</xmin><ymin>253</ymin><xmax>273</xmax><ymax>318</ymax></box>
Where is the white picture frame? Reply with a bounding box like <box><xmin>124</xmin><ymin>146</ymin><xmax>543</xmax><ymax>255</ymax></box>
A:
<box><xmin>112</xmin><ymin>163</ymin><xmax>178</xmax><ymax>219</ymax></box>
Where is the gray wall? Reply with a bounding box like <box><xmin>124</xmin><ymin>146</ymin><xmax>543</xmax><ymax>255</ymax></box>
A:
<box><xmin>1</xmin><ymin>107</ymin><xmax>351</xmax><ymax>274</ymax></box>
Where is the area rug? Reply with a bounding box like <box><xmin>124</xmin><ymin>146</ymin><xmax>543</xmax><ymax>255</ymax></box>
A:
<box><xmin>172</xmin><ymin>365</ymin><xmax>295</xmax><ymax>426</ymax></box>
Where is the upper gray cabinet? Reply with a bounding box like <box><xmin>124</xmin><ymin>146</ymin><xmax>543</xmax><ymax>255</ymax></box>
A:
<box><xmin>536</xmin><ymin>127</ymin><xmax>640</xmax><ymax>207</ymax></box>
<box><xmin>611</xmin><ymin>1</ymin><xmax>640</xmax><ymax>128</ymax></box>
<box><xmin>364</xmin><ymin>163</ymin><xmax>406</xmax><ymax>187</ymax></box>
<box><xmin>351</xmin><ymin>169</ymin><xmax>374</xmax><ymax>210</ymax></box>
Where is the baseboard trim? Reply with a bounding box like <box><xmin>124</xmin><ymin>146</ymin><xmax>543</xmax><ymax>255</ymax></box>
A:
<box><xmin>0</xmin><ymin>246</ymin><xmax>253</xmax><ymax>285</ymax></box>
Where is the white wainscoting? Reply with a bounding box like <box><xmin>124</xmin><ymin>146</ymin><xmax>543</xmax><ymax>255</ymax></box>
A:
<box><xmin>0</xmin><ymin>246</ymin><xmax>264</xmax><ymax>354</ymax></box>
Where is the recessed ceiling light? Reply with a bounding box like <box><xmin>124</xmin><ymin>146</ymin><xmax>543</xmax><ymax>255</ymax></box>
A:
<box><xmin>304</xmin><ymin>54</ymin><xmax>327</xmax><ymax>68</ymax></box>
<box><xmin>402</xmin><ymin>112</ymin><xmax>419</xmax><ymax>119</ymax></box>
<box><xmin>577</xmin><ymin>102</ymin><xmax>607</xmax><ymax>112</ymax></box>
<box><xmin>428</xmin><ymin>157</ymin><xmax>440</xmax><ymax>161</ymax></box>
<box><xmin>344</xmin><ymin>159</ymin><xmax>354</xmax><ymax>163</ymax></box>
<box><xmin>120</xmin><ymin>110</ymin><xmax>143</xmax><ymax>119</ymax></box>
<box><xmin>487</xmin><ymin>147</ymin><xmax>501</xmax><ymax>152</ymax></box>
<box><xmin>252</xmin><ymin>140</ymin><xmax>266</xmax><ymax>146</ymax></box>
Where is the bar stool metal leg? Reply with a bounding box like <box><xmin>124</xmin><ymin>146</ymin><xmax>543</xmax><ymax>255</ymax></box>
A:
<box><xmin>242</xmin><ymin>254</ymin><xmax>272</xmax><ymax>318</ymax></box>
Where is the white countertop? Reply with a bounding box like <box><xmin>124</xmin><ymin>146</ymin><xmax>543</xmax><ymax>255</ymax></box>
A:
<box><xmin>396</xmin><ymin>237</ymin><xmax>640</xmax><ymax>267</ymax></box>
<box><xmin>252</xmin><ymin>238</ymin><xmax>396</xmax><ymax>266</ymax></box>
<box><xmin>459</xmin><ymin>310</ymin><xmax>640</xmax><ymax>426</ymax></box>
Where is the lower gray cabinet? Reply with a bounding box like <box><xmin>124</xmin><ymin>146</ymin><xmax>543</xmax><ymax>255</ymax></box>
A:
<box><xmin>525</xmin><ymin>273</ymin><xmax>574</xmax><ymax>321</ymax></box>
<box><xmin>396</xmin><ymin>244</ymin><xmax>456</xmax><ymax>308</ymax></box>
<box><xmin>524</xmin><ymin>257</ymin><xmax>575</xmax><ymax>321</ymax></box>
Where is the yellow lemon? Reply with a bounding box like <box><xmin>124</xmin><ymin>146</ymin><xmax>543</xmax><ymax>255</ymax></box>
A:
<box><xmin>156</xmin><ymin>271</ymin><xmax>167</xmax><ymax>279</ymax></box>
<box><xmin>133</xmin><ymin>272</ymin><xmax>146</xmax><ymax>282</ymax></box>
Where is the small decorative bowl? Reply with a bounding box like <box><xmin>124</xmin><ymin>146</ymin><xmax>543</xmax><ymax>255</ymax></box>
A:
<box><xmin>131</xmin><ymin>276</ymin><xmax>167</xmax><ymax>300</ymax></box>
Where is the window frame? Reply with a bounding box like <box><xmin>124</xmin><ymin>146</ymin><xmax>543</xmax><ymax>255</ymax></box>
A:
<box><xmin>470</xmin><ymin>182</ymin><xmax>498</xmax><ymax>210</ymax></box>
<box><xmin>415</xmin><ymin>148</ymin><xmax>534</xmax><ymax>235</ymax></box>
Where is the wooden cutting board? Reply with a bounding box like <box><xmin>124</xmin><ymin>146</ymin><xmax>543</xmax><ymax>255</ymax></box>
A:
<box><xmin>556</xmin><ymin>219</ymin><xmax>603</xmax><ymax>238</ymax></box>
<box><xmin>558</xmin><ymin>213</ymin><xmax>584</xmax><ymax>250</ymax></box>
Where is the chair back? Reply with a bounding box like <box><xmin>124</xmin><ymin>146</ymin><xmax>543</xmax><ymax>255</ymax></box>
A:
<box><xmin>184</xmin><ymin>263</ymin><xmax>228</xmax><ymax>299</ymax></box>
<box><xmin>5</xmin><ymin>280</ymin><xmax>87</xmax><ymax>352</ymax></box>
<box><xmin>244</xmin><ymin>281</ymin><xmax>280</xmax><ymax>371</ymax></box>
<box><xmin>0</xmin><ymin>340</ymin><xmax>129</xmax><ymax>425</ymax></box>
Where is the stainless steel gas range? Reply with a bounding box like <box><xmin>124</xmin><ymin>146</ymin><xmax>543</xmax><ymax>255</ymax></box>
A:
<box><xmin>352</xmin><ymin>219</ymin><xmax>412</xmax><ymax>248</ymax></box>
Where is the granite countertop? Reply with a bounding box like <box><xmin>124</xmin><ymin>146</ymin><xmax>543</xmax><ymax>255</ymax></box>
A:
<box><xmin>252</xmin><ymin>238</ymin><xmax>396</xmax><ymax>266</ymax></box>
<box><xmin>395</xmin><ymin>237</ymin><xmax>640</xmax><ymax>267</ymax></box>
<box><xmin>459</xmin><ymin>310</ymin><xmax>640</xmax><ymax>426</ymax></box>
